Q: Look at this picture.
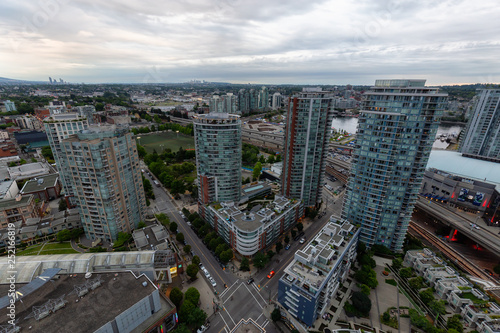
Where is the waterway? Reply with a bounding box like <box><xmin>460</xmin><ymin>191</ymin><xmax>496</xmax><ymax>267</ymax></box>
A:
<box><xmin>331</xmin><ymin>117</ymin><xmax>464</xmax><ymax>149</ymax></box>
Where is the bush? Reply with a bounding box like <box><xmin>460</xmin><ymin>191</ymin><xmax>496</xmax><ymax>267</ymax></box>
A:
<box><xmin>385</xmin><ymin>279</ymin><xmax>397</xmax><ymax>286</ymax></box>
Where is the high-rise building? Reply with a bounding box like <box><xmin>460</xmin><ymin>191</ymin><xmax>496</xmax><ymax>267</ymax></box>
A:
<box><xmin>3</xmin><ymin>100</ymin><xmax>16</xmax><ymax>112</ymax></box>
<box><xmin>272</xmin><ymin>92</ymin><xmax>283</xmax><ymax>110</ymax></box>
<box><xmin>460</xmin><ymin>89</ymin><xmax>500</xmax><ymax>162</ymax></box>
<box><xmin>209</xmin><ymin>94</ymin><xmax>237</xmax><ymax>114</ymax></box>
<box><xmin>44</xmin><ymin>113</ymin><xmax>89</xmax><ymax>202</ymax></box>
<box><xmin>237</xmin><ymin>87</ymin><xmax>268</xmax><ymax>114</ymax></box>
<box><xmin>342</xmin><ymin>79</ymin><xmax>448</xmax><ymax>252</ymax></box>
<box><xmin>281</xmin><ymin>88</ymin><xmax>334</xmax><ymax>207</ymax></box>
<box><xmin>193</xmin><ymin>113</ymin><xmax>242</xmax><ymax>205</ymax></box>
<box><xmin>238</xmin><ymin>89</ymin><xmax>250</xmax><ymax>114</ymax></box>
<box><xmin>59</xmin><ymin>125</ymin><xmax>146</xmax><ymax>242</ymax></box>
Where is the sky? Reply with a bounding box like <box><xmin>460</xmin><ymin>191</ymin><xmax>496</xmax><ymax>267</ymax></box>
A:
<box><xmin>1</xmin><ymin>0</ymin><xmax>499</xmax><ymax>85</ymax></box>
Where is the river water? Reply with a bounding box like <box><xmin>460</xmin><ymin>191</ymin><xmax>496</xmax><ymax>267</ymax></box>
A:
<box><xmin>331</xmin><ymin>117</ymin><xmax>464</xmax><ymax>149</ymax></box>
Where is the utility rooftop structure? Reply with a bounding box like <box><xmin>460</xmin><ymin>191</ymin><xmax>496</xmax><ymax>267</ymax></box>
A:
<box><xmin>278</xmin><ymin>217</ymin><xmax>359</xmax><ymax>326</ymax></box>
<box><xmin>0</xmin><ymin>270</ymin><xmax>177</xmax><ymax>333</ymax></box>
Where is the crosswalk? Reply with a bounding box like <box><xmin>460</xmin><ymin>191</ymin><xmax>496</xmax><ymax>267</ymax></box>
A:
<box><xmin>213</xmin><ymin>280</ymin><xmax>270</xmax><ymax>332</ymax></box>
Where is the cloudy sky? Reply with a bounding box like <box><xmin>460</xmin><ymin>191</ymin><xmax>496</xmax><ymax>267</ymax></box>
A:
<box><xmin>1</xmin><ymin>0</ymin><xmax>499</xmax><ymax>85</ymax></box>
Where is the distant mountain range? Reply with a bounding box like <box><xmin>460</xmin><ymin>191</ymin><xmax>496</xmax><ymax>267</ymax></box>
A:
<box><xmin>0</xmin><ymin>77</ymin><xmax>46</xmax><ymax>84</ymax></box>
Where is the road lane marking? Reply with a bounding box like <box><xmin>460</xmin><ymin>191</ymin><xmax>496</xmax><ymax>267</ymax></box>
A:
<box><xmin>262</xmin><ymin>320</ymin><xmax>269</xmax><ymax>328</ymax></box>
<box><xmin>243</xmin><ymin>283</ymin><xmax>264</xmax><ymax>309</ymax></box>
<box><xmin>223</xmin><ymin>282</ymin><xmax>242</xmax><ymax>304</ymax></box>
<box><xmin>220</xmin><ymin>280</ymin><xmax>239</xmax><ymax>298</ymax></box>
<box><xmin>218</xmin><ymin>311</ymin><xmax>230</xmax><ymax>332</ymax></box>
<box><xmin>223</xmin><ymin>306</ymin><xmax>236</xmax><ymax>326</ymax></box>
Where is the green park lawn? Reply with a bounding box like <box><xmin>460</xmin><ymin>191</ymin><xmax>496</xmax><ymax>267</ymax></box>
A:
<box><xmin>17</xmin><ymin>242</ymin><xmax>78</xmax><ymax>256</ymax></box>
<box><xmin>138</xmin><ymin>131</ymin><xmax>194</xmax><ymax>154</ymax></box>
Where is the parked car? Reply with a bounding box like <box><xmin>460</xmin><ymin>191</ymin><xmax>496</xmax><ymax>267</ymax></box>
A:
<box><xmin>285</xmin><ymin>244</ymin><xmax>291</xmax><ymax>250</ymax></box>
<box><xmin>197</xmin><ymin>324</ymin><xmax>209</xmax><ymax>333</ymax></box>
<box><xmin>267</xmin><ymin>270</ymin><xmax>275</xmax><ymax>279</ymax></box>
<box><xmin>299</xmin><ymin>238</ymin><xmax>306</xmax><ymax>244</ymax></box>
<box><xmin>209</xmin><ymin>277</ymin><xmax>217</xmax><ymax>287</ymax></box>
<box><xmin>247</xmin><ymin>278</ymin><xmax>254</xmax><ymax>285</ymax></box>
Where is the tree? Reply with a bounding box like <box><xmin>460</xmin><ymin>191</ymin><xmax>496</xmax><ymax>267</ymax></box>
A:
<box><xmin>192</xmin><ymin>255</ymin><xmax>201</xmax><ymax>266</ymax></box>
<box><xmin>429</xmin><ymin>299</ymin><xmax>446</xmax><ymax>315</ymax></box>
<box><xmin>291</xmin><ymin>229</ymin><xmax>297</xmax><ymax>239</ymax></box>
<box><xmin>354</xmin><ymin>265</ymin><xmax>378</xmax><ymax>289</ymax></box>
<box><xmin>252</xmin><ymin>162</ymin><xmax>262</xmax><ymax>180</ymax></box>
<box><xmin>187</xmin><ymin>307</ymin><xmax>207</xmax><ymax>327</ymax></box>
<box><xmin>351</xmin><ymin>291</ymin><xmax>372</xmax><ymax>316</ymax></box>
<box><xmin>58</xmin><ymin>199</ymin><xmax>67</xmax><ymax>212</ymax></box>
<box><xmin>170</xmin><ymin>179</ymin><xmax>185</xmax><ymax>195</ymax></box>
<box><xmin>56</xmin><ymin>229</ymin><xmax>71</xmax><ymax>242</ymax></box>
<box><xmin>138</xmin><ymin>221</ymin><xmax>146</xmax><ymax>228</ymax></box>
<box><xmin>358</xmin><ymin>253</ymin><xmax>376</xmax><ymax>268</ymax></box>
<box><xmin>284</xmin><ymin>235</ymin><xmax>290</xmax><ymax>244</ymax></box>
<box><xmin>253</xmin><ymin>251</ymin><xmax>269</xmax><ymax>270</ymax></box>
<box><xmin>240</xmin><ymin>257</ymin><xmax>250</xmax><ymax>271</ymax></box>
<box><xmin>169</xmin><ymin>287</ymin><xmax>183</xmax><ymax>308</ymax></box>
<box><xmin>419</xmin><ymin>288</ymin><xmax>435</xmax><ymax>304</ymax></box>
<box><xmin>399</xmin><ymin>267</ymin><xmax>413</xmax><ymax>279</ymax></box>
<box><xmin>271</xmin><ymin>308</ymin><xmax>281</xmax><ymax>322</ymax></box>
<box><xmin>184</xmin><ymin>287</ymin><xmax>201</xmax><ymax>305</ymax></box>
<box><xmin>176</xmin><ymin>233</ymin><xmax>185</xmax><ymax>243</ymax></box>
<box><xmin>172</xmin><ymin>324</ymin><xmax>190</xmax><ymax>333</ymax></box>
<box><xmin>296</xmin><ymin>223</ymin><xmax>304</xmax><ymax>232</ymax></box>
<box><xmin>169</xmin><ymin>222</ymin><xmax>178</xmax><ymax>233</ymax></box>
<box><xmin>408</xmin><ymin>276</ymin><xmax>425</xmax><ymax>290</ymax></box>
<box><xmin>137</xmin><ymin>145</ymin><xmax>147</xmax><ymax>159</ymax></box>
<box><xmin>215</xmin><ymin>244</ymin><xmax>225</xmax><ymax>257</ymax></box>
<box><xmin>267</xmin><ymin>155</ymin><xmax>276</xmax><ymax>164</ymax></box>
<box><xmin>186</xmin><ymin>264</ymin><xmax>199</xmax><ymax>280</ymax></box>
<box><xmin>494</xmin><ymin>263</ymin><xmax>500</xmax><ymax>275</ymax></box>
<box><xmin>360</xmin><ymin>284</ymin><xmax>371</xmax><ymax>295</ymax></box>
<box><xmin>220</xmin><ymin>249</ymin><xmax>233</xmax><ymax>263</ymax></box>
<box><xmin>179</xmin><ymin>300</ymin><xmax>195</xmax><ymax>322</ymax></box>
<box><xmin>267</xmin><ymin>250</ymin><xmax>275</xmax><ymax>260</ymax></box>
<box><xmin>447</xmin><ymin>314</ymin><xmax>463</xmax><ymax>333</ymax></box>
<box><xmin>275</xmin><ymin>241</ymin><xmax>283</xmax><ymax>254</ymax></box>
<box><xmin>392</xmin><ymin>257</ymin><xmax>403</xmax><ymax>270</ymax></box>
<box><xmin>183</xmin><ymin>245</ymin><xmax>191</xmax><ymax>254</ymax></box>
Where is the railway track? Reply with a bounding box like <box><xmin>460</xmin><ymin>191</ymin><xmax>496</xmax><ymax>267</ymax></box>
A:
<box><xmin>409</xmin><ymin>221</ymin><xmax>494</xmax><ymax>282</ymax></box>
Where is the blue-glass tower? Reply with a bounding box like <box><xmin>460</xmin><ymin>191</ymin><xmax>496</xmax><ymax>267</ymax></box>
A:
<box><xmin>342</xmin><ymin>79</ymin><xmax>448</xmax><ymax>251</ymax></box>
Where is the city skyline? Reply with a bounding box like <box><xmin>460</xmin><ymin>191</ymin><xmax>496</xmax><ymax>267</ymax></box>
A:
<box><xmin>1</xmin><ymin>0</ymin><xmax>499</xmax><ymax>85</ymax></box>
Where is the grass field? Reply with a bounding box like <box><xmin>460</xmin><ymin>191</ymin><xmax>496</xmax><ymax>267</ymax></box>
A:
<box><xmin>17</xmin><ymin>242</ymin><xmax>78</xmax><ymax>256</ymax></box>
<box><xmin>138</xmin><ymin>131</ymin><xmax>194</xmax><ymax>154</ymax></box>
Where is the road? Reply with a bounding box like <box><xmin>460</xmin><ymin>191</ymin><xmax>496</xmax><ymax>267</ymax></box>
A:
<box><xmin>415</xmin><ymin>197</ymin><xmax>500</xmax><ymax>254</ymax></box>
<box><xmin>209</xmin><ymin>189</ymin><xmax>345</xmax><ymax>333</ymax></box>
<box><xmin>143</xmin><ymin>161</ymin><xmax>346</xmax><ymax>332</ymax></box>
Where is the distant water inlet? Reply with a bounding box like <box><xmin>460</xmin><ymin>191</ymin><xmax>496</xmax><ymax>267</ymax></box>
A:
<box><xmin>331</xmin><ymin>117</ymin><xmax>464</xmax><ymax>149</ymax></box>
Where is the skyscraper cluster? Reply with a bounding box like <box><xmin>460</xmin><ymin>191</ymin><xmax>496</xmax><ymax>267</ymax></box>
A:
<box><xmin>342</xmin><ymin>79</ymin><xmax>448</xmax><ymax>252</ymax></box>
<box><xmin>209</xmin><ymin>93</ymin><xmax>237</xmax><ymax>114</ymax></box>
<box><xmin>237</xmin><ymin>86</ymin><xmax>269</xmax><ymax>114</ymax></box>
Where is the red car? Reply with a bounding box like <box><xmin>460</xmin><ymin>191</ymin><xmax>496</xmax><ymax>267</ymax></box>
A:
<box><xmin>267</xmin><ymin>271</ymin><xmax>275</xmax><ymax>279</ymax></box>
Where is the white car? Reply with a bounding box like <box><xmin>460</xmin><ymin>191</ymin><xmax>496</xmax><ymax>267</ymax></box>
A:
<box><xmin>299</xmin><ymin>238</ymin><xmax>306</xmax><ymax>244</ymax></box>
<box><xmin>209</xmin><ymin>277</ymin><xmax>217</xmax><ymax>287</ymax></box>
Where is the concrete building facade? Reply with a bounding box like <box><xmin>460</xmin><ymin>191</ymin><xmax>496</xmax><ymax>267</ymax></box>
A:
<box><xmin>44</xmin><ymin>112</ymin><xmax>89</xmax><ymax>201</ymax></box>
<box><xmin>342</xmin><ymin>79</ymin><xmax>447</xmax><ymax>251</ymax></box>
<box><xmin>59</xmin><ymin>125</ymin><xmax>146</xmax><ymax>242</ymax></box>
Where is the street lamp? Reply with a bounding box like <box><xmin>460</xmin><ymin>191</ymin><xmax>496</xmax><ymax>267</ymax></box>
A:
<box><xmin>176</xmin><ymin>130</ymin><xmax>179</xmax><ymax>139</ymax></box>
<box><xmin>137</xmin><ymin>136</ymin><xmax>141</xmax><ymax>146</ymax></box>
